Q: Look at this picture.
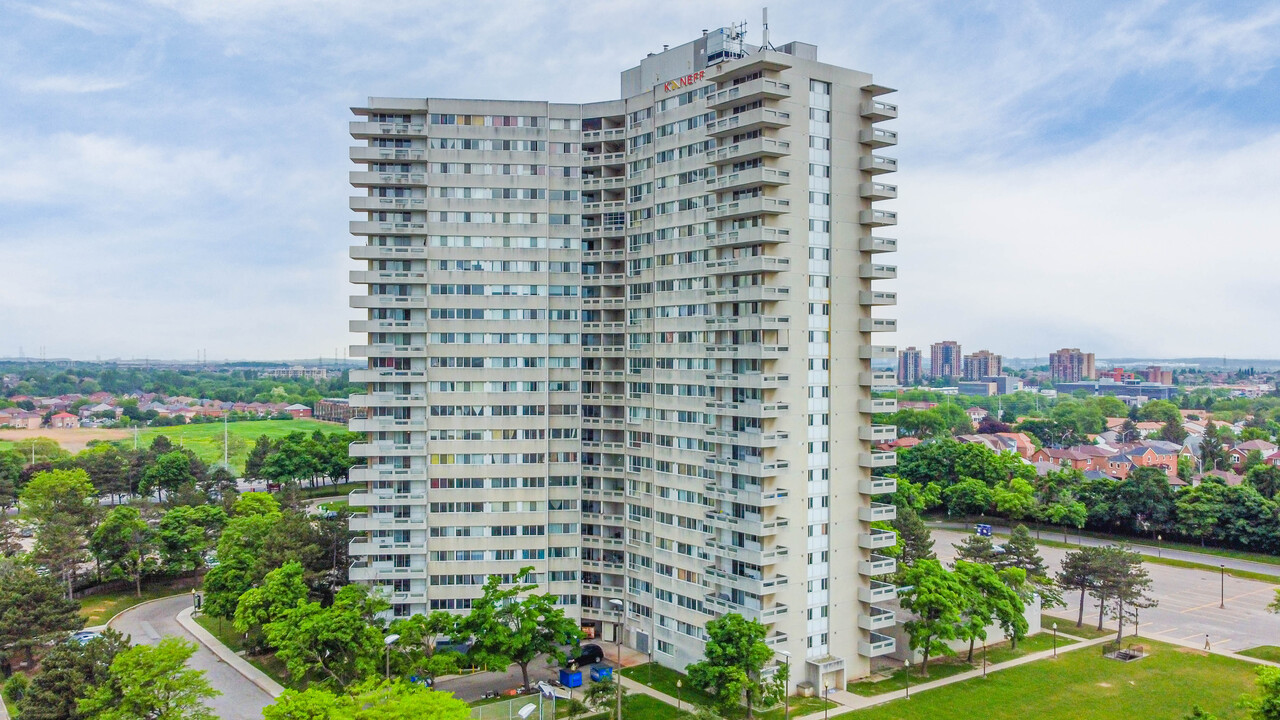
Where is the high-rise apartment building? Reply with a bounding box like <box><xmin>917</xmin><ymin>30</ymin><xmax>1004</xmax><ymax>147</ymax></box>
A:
<box><xmin>930</xmin><ymin>341</ymin><xmax>961</xmax><ymax>379</ymax></box>
<box><xmin>1050</xmin><ymin>348</ymin><xmax>1096</xmax><ymax>383</ymax></box>
<box><xmin>346</xmin><ymin>27</ymin><xmax>900</xmax><ymax>689</ymax></box>
<box><xmin>897</xmin><ymin>346</ymin><xmax>922</xmax><ymax>386</ymax></box>
<box><xmin>962</xmin><ymin>350</ymin><xmax>1002</xmax><ymax>381</ymax></box>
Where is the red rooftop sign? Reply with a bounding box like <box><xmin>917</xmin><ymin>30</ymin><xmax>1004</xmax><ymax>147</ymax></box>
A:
<box><xmin>663</xmin><ymin>71</ymin><xmax>705</xmax><ymax>92</ymax></box>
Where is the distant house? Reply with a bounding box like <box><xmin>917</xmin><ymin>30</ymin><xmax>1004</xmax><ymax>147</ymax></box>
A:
<box><xmin>1194</xmin><ymin>469</ymin><xmax>1244</xmax><ymax>487</ymax></box>
<box><xmin>49</xmin><ymin>411</ymin><xmax>80</xmax><ymax>429</ymax></box>
<box><xmin>1228</xmin><ymin>440</ymin><xmax>1279</xmax><ymax>466</ymax></box>
<box><xmin>965</xmin><ymin>406</ymin><xmax>989</xmax><ymax>424</ymax></box>
<box><xmin>284</xmin><ymin>403</ymin><xmax>313</xmax><ymax>419</ymax></box>
<box><xmin>0</xmin><ymin>409</ymin><xmax>42</xmax><ymax>430</ymax></box>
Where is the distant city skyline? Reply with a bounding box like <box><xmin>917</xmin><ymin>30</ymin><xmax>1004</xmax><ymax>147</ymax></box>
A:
<box><xmin>3</xmin><ymin>1</ymin><xmax>1280</xmax><ymax>358</ymax></box>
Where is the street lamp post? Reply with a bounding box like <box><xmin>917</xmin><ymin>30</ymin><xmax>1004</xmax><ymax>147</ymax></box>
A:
<box><xmin>1220</xmin><ymin>564</ymin><xmax>1226</xmax><ymax>608</ymax></box>
<box><xmin>383</xmin><ymin>634</ymin><xmax>400</xmax><ymax>680</ymax></box>
<box><xmin>676</xmin><ymin>680</ymin><xmax>682</xmax><ymax>713</ymax></box>
<box><xmin>609</xmin><ymin>599</ymin><xmax>624</xmax><ymax>720</ymax></box>
<box><xmin>823</xmin><ymin>683</ymin><xmax>829</xmax><ymax>720</ymax></box>
<box><xmin>982</xmin><ymin>641</ymin><xmax>987</xmax><ymax>678</ymax></box>
<box><xmin>1157</xmin><ymin>534</ymin><xmax>1162</xmax><ymax>558</ymax></box>
<box><xmin>903</xmin><ymin>659</ymin><xmax>911</xmax><ymax>698</ymax></box>
<box><xmin>779</xmin><ymin>650</ymin><xmax>791</xmax><ymax>720</ymax></box>
<box><xmin>1052</xmin><ymin>623</ymin><xmax>1058</xmax><ymax>658</ymax></box>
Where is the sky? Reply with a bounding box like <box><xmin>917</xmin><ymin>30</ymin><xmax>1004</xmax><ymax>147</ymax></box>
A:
<box><xmin>2</xmin><ymin>0</ymin><xmax>1279</xmax><ymax>362</ymax></box>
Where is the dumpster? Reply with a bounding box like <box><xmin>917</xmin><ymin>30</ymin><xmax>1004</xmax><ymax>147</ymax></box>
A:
<box><xmin>559</xmin><ymin>668</ymin><xmax>583</xmax><ymax>688</ymax></box>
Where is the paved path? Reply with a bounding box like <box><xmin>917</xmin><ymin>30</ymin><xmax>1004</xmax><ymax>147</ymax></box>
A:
<box><xmin>928</xmin><ymin>520</ymin><xmax>1280</xmax><ymax>577</ymax></box>
<box><xmin>934</xmin><ymin>528</ymin><xmax>1280</xmax><ymax>654</ymax></box>
<box><xmin>110</xmin><ymin>595</ymin><xmax>272</xmax><ymax>720</ymax></box>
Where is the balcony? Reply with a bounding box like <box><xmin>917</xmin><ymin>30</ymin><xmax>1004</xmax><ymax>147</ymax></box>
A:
<box><xmin>859</xmin><ymin>128</ymin><xmax>898</xmax><ymax>148</ymax></box>
<box><xmin>858</xmin><ymin>502</ymin><xmax>898</xmax><ymax>523</ymax></box>
<box><xmin>705</xmin><ymin>284</ymin><xmax>790</xmax><ymax>303</ymax></box>
<box><xmin>349</xmin><ymin>146</ymin><xmax>425</xmax><ymax>163</ymax></box>
<box><xmin>859</xmin><ymin>345</ymin><xmax>897</xmax><ymax>360</ymax></box>
<box><xmin>706</xmin><ymin>77</ymin><xmax>792</xmax><ymax>109</ymax></box>
<box><xmin>707</xmin><ymin>49</ymin><xmax>793</xmax><ymax>80</ymax></box>
<box><xmin>349</xmin><ymin>171</ymin><xmax>425</xmax><ymax>187</ymax></box>
<box><xmin>860</xmin><ymin>476</ymin><xmax>898</xmax><ymax>495</ymax></box>
<box><xmin>349</xmin><ymin>537</ymin><xmax>426</xmax><ymax>554</ymax></box>
<box><xmin>350</xmin><ymin>270</ymin><xmax>427</xmax><ymax>285</ymax></box>
<box><xmin>859</xmin><ymin>155</ymin><xmax>898</xmax><ymax>175</ymax></box>
<box><xmin>703</xmin><ymin>372</ymin><xmax>790</xmax><ymax>389</ymax></box>
<box><xmin>704</xmin><ymin>344</ymin><xmax>788</xmax><ymax>359</ymax></box>
<box><xmin>349</xmin><ymin>196</ymin><xmax>427</xmax><ymax>213</ymax></box>
<box><xmin>706</xmin><ymin>107</ymin><xmax>792</xmax><ymax>137</ymax></box>
<box><xmin>346</xmin><ymin>392</ymin><xmax>424</xmax><ymax>408</ymax></box>
<box><xmin>859</xmin><ymin>236</ymin><xmax>898</xmax><ymax>254</ymax></box>
<box><xmin>349</xmin><ymin>121</ymin><xmax>426</xmax><ymax>138</ymax></box>
<box><xmin>859</xmin><ymin>263</ymin><xmax>897</xmax><ymax>280</ymax></box>
<box><xmin>859</xmin><ymin>209</ymin><xmax>898</xmax><ymax>227</ymax></box>
<box><xmin>705</xmin><ymin>255</ymin><xmax>790</xmax><ymax>275</ymax></box>
<box><xmin>859</xmin><ymin>290</ymin><xmax>897</xmax><ymax>306</ymax></box>
<box><xmin>859</xmin><ymin>632</ymin><xmax>896</xmax><ymax>658</ymax></box>
<box><xmin>583</xmin><ymin>200</ymin><xmax>626</xmax><ymax>214</ymax></box>
<box><xmin>348</xmin><ymin>442</ymin><xmax>426</xmax><ymax>457</ymax></box>
<box><xmin>705</xmin><ymin>427</ymin><xmax>790</xmax><ymax>448</ymax></box>
<box><xmin>704</xmin><ymin>314</ymin><xmax>789</xmax><ymax>331</ymax></box>
<box><xmin>859</xmin><ymin>182</ymin><xmax>897</xmax><ymax>201</ymax></box>
<box><xmin>348</xmin><ymin>466</ymin><xmax>428</xmax><ymax>483</ymax></box>
<box><xmin>858</xmin><ymin>555</ymin><xmax>897</xmax><ymax>577</ymax></box>
<box><xmin>858</xmin><ymin>318</ymin><xmax>897</xmax><ymax>333</ymax></box>
<box><xmin>349</xmin><ymin>343</ymin><xmax>427</xmax><ymax>357</ymax></box>
<box><xmin>707</xmin><ymin>226</ymin><xmax>790</xmax><ymax>249</ymax></box>
<box><xmin>859</xmin><ymin>607</ymin><xmax>897</xmax><ymax>632</ymax></box>
<box><xmin>859</xmin><ymin>424</ymin><xmax>896</xmax><ymax>442</ymax></box>
<box><xmin>580</xmin><ymin>127</ymin><xmax>627</xmax><ymax>141</ymax></box>
<box><xmin>708</xmin><ymin>137</ymin><xmax>791</xmax><ymax>164</ymax></box>
<box><xmin>582</xmin><ymin>152</ymin><xmax>625</xmax><ymax>167</ymax></box>
<box><xmin>703</xmin><ymin>481</ymin><xmax>789</xmax><ymax>507</ymax></box>
<box><xmin>859</xmin><ymin>371</ymin><xmax>897</xmax><ymax>389</ymax></box>
<box><xmin>705</xmin><ymin>167</ymin><xmax>791</xmax><ymax>193</ymax></box>
<box><xmin>704</xmin><ymin>510</ymin><xmax>788</xmax><ymax>537</ymax></box>
<box><xmin>860</xmin><ymin>100</ymin><xmax>898</xmax><ymax>121</ymax></box>
<box><xmin>859</xmin><ymin>398</ymin><xmax>897</xmax><ymax>414</ymax></box>
<box><xmin>349</xmin><ymin>220</ymin><xmax>426</xmax><ymax>235</ymax></box>
<box><xmin>860</xmin><ymin>451</ymin><xmax>897</xmax><ymax>469</ymax></box>
<box><xmin>705</xmin><ymin>457</ymin><xmax>790</xmax><ymax>479</ymax></box>
<box><xmin>582</xmin><ymin>272</ymin><xmax>626</xmax><ymax>285</ymax></box>
<box><xmin>859</xmin><ymin>528</ymin><xmax>898</xmax><ymax>550</ymax></box>
<box><xmin>705</xmin><ymin>196</ymin><xmax>791</xmax><ymax>221</ymax></box>
<box><xmin>859</xmin><ymin>580</ymin><xmax>898</xmax><ymax>604</ymax></box>
<box><xmin>349</xmin><ymin>319</ymin><xmax>428</xmax><ymax>333</ymax></box>
<box><xmin>705</xmin><ymin>567</ymin><xmax>789</xmax><ymax>595</ymax></box>
<box><xmin>581</xmin><ymin>176</ymin><xmax>625</xmax><ymax>190</ymax></box>
<box><xmin>349</xmin><ymin>417</ymin><xmax>427</xmax><ymax>433</ymax></box>
<box><xmin>347</xmin><ymin>369</ymin><xmax>426</xmax><ymax>384</ymax></box>
<box><xmin>350</xmin><ymin>245</ymin><xmax>427</xmax><ymax>261</ymax></box>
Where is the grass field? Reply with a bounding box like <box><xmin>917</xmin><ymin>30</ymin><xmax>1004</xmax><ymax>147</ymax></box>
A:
<box><xmin>620</xmin><ymin>663</ymin><xmax>716</xmax><ymax>709</ymax></box>
<box><xmin>194</xmin><ymin>613</ymin><xmax>297</xmax><ymax>689</ymax></box>
<box><xmin>619</xmin><ymin>663</ymin><xmax>835</xmax><ymax>719</ymax></box>
<box><xmin>850</xmin><ymin>640</ymin><xmax>1258</xmax><ymax>720</ymax></box>
<box><xmin>1239</xmin><ymin>645</ymin><xmax>1280</xmax><ymax>663</ymax></box>
<box><xmin>130</xmin><ymin>419</ymin><xmax>342</xmax><ymax>473</ymax></box>
<box><xmin>79</xmin><ymin>579</ymin><xmax>195</xmax><ymax>626</ymax></box>
<box><xmin>848</xmin><ymin>633</ymin><xmax>1074</xmax><ymax>697</ymax></box>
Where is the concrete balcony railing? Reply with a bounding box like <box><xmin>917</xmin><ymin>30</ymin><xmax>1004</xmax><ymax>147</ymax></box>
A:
<box><xmin>708</xmin><ymin>137</ymin><xmax>791</xmax><ymax>163</ymax></box>
<box><xmin>859</xmin><ymin>632</ymin><xmax>896</xmax><ymax>657</ymax></box>
<box><xmin>858</xmin><ymin>555</ymin><xmax>897</xmax><ymax>577</ymax></box>
<box><xmin>861</xmin><ymin>476</ymin><xmax>898</xmax><ymax>495</ymax></box>
<box><xmin>349</xmin><ymin>146</ymin><xmax>425</xmax><ymax>163</ymax></box>
<box><xmin>858</xmin><ymin>317</ymin><xmax>898</xmax><ymax>333</ymax></box>
<box><xmin>859</xmin><ymin>528</ymin><xmax>898</xmax><ymax>550</ymax></box>
<box><xmin>348</xmin><ymin>442</ymin><xmax>427</xmax><ymax>457</ymax></box>
<box><xmin>859</xmin><ymin>127</ymin><xmax>898</xmax><ymax>148</ymax></box>
<box><xmin>858</xmin><ymin>502</ymin><xmax>898</xmax><ymax>523</ymax></box>
<box><xmin>859</xmin><ymin>263</ymin><xmax>898</xmax><ymax>280</ymax></box>
<box><xmin>581</xmin><ymin>176</ymin><xmax>625</xmax><ymax>190</ymax></box>
<box><xmin>859</xmin><ymin>182</ymin><xmax>898</xmax><ymax>201</ymax></box>
<box><xmin>349</xmin><ymin>319</ymin><xmax>427</xmax><ymax>333</ymax></box>
<box><xmin>859</xmin><ymin>424</ymin><xmax>897</xmax><ymax>442</ymax></box>
<box><xmin>346</xmin><ymin>370</ymin><xmax>425</xmax><ymax>385</ymax></box>
<box><xmin>860</xmin><ymin>451</ymin><xmax>898</xmax><ymax>469</ymax></box>
<box><xmin>704</xmin><ymin>314</ymin><xmax>790</xmax><ymax>331</ymax></box>
<box><xmin>858</xmin><ymin>580</ymin><xmax>898</xmax><ymax>604</ymax></box>
<box><xmin>706</xmin><ymin>77</ymin><xmax>792</xmax><ymax>109</ymax></box>
<box><xmin>859</xmin><ymin>344</ymin><xmax>897</xmax><ymax>360</ymax></box>
<box><xmin>859</xmin><ymin>236</ymin><xmax>898</xmax><ymax>254</ymax></box>
<box><xmin>706</xmin><ymin>107</ymin><xmax>792</xmax><ymax>137</ymax></box>
<box><xmin>703</xmin><ymin>372</ymin><xmax>790</xmax><ymax>389</ymax></box>
<box><xmin>582</xmin><ymin>152</ymin><xmax>625</xmax><ymax>167</ymax></box>
<box><xmin>349</xmin><ymin>220</ymin><xmax>426</xmax><ymax>235</ymax></box>
<box><xmin>859</xmin><ymin>607</ymin><xmax>897</xmax><ymax>632</ymax></box>
<box><xmin>350</xmin><ymin>245</ymin><xmax>428</xmax><ymax>260</ymax></box>
<box><xmin>707</xmin><ymin>226</ymin><xmax>791</xmax><ymax>248</ymax></box>
<box><xmin>349</xmin><ymin>417</ymin><xmax>427</xmax><ymax>433</ymax></box>
<box><xmin>704</xmin><ymin>427</ymin><xmax>790</xmax><ymax>448</ymax></box>
<box><xmin>859</xmin><ymin>398</ymin><xmax>897</xmax><ymax>414</ymax></box>
<box><xmin>702</xmin><ymin>481</ymin><xmax>789</xmax><ymax>508</ymax></box>
<box><xmin>349</xmin><ymin>171</ymin><xmax>426</xmax><ymax>187</ymax></box>
<box><xmin>859</xmin><ymin>209</ymin><xmax>898</xmax><ymax>227</ymax></box>
<box><xmin>705</xmin><ymin>166</ymin><xmax>791</xmax><ymax>193</ymax></box>
<box><xmin>348</xmin><ymin>195</ymin><xmax>426</xmax><ymax>211</ymax></box>
<box><xmin>580</xmin><ymin>127</ymin><xmax>627</xmax><ymax>141</ymax></box>
<box><xmin>704</xmin><ymin>284</ymin><xmax>790</xmax><ymax>303</ymax></box>
<box><xmin>859</xmin><ymin>290</ymin><xmax>897</xmax><ymax>307</ymax></box>
<box><xmin>705</xmin><ymin>196</ymin><xmax>791</xmax><ymax>221</ymax></box>
<box><xmin>859</xmin><ymin>371</ymin><xmax>898</xmax><ymax>388</ymax></box>
<box><xmin>349</xmin><ymin>121</ymin><xmax>426</xmax><ymax>138</ymax></box>
<box><xmin>703</xmin><ymin>511</ymin><xmax>788</xmax><ymax>537</ymax></box>
<box><xmin>705</xmin><ymin>255</ymin><xmax>790</xmax><ymax>275</ymax></box>
<box><xmin>860</xmin><ymin>100</ymin><xmax>898</xmax><ymax>121</ymax></box>
<box><xmin>350</xmin><ymin>270</ymin><xmax>427</xmax><ymax>285</ymax></box>
<box><xmin>859</xmin><ymin>155</ymin><xmax>899</xmax><ymax>175</ymax></box>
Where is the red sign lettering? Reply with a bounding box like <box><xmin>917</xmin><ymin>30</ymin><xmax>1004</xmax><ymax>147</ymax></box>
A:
<box><xmin>663</xmin><ymin>70</ymin><xmax>705</xmax><ymax>92</ymax></box>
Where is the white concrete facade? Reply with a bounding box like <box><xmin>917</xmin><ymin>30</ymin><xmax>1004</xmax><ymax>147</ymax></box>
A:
<box><xmin>347</xmin><ymin>29</ymin><xmax>899</xmax><ymax>687</ymax></box>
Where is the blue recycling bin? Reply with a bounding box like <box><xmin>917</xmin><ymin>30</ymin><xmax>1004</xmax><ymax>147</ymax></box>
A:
<box><xmin>590</xmin><ymin>666</ymin><xmax>613</xmax><ymax>683</ymax></box>
<box><xmin>975</xmin><ymin>523</ymin><xmax>992</xmax><ymax>537</ymax></box>
<box><xmin>559</xmin><ymin>668</ymin><xmax>583</xmax><ymax>688</ymax></box>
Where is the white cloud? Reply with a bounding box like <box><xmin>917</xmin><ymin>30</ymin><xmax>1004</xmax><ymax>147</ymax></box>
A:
<box><xmin>16</xmin><ymin>74</ymin><xmax>134</xmax><ymax>93</ymax></box>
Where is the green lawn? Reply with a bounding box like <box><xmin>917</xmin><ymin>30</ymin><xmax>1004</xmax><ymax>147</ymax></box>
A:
<box><xmin>1028</xmin><ymin>537</ymin><xmax>1280</xmax><ymax>584</ymax></box>
<box><xmin>194</xmin><ymin>614</ymin><xmax>297</xmax><ymax>689</ymax></box>
<box><xmin>758</xmin><ymin>696</ymin><xmax>838</xmax><ymax>720</ymax></box>
<box><xmin>848</xmin><ymin>633</ymin><xmax>1074</xmax><ymax>697</ymax></box>
<box><xmin>625</xmin><ymin>695</ymin><xmax>685</xmax><ymax>720</ymax></box>
<box><xmin>620</xmin><ymin>663</ymin><xmax>716</xmax><ymax>708</ymax></box>
<box><xmin>79</xmin><ymin>580</ymin><xmax>195</xmax><ymax>625</ymax></box>
<box><xmin>127</xmin><ymin>419</ymin><xmax>342</xmax><ymax>473</ymax></box>
<box><xmin>850</xmin><ymin>640</ymin><xmax>1258</xmax><ymax>719</ymax></box>
<box><xmin>1043</xmin><ymin>619</ymin><xmax>1115</xmax><ymax>640</ymax></box>
<box><xmin>1239</xmin><ymin>646</ymin><xmax>1280</xmax><ymax>663</ymax></box>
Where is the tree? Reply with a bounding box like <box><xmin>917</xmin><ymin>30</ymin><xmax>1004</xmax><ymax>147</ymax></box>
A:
<box><xmin>1247</xmin><ymin>465</ymin><xmax>1280</xmax><ymax>500</ymax></box>
<box><xmin>1056</xmin><ymin>546</ymin><xmax>1106</xmax><ymax>627</ymax></box>
<box><xmin>156</xmin><ymin>504</ymin><xmax>227</xmax><ymax>573</ymax></box>
<box><xmin>1175</xmin><ymin>482</ymin><xmax>1229</xmax><ymax>546</ymax></box>
<box><xmin>583</xmin><ymin>678</ymin><xmax>628</xmax><ymax>720</ymax></box>
<box><xmin>265</xmin><ymin>584</ymin><xmax>389</xmax><ymax>688</ymax></box>
<box><xmin>1096</xmin><ymin>546</ymin><xmax>1157</xmax><ymax>641</ymax></box>
<box><xmin>992</xmin><ymin>478</ymin><xmax>1037</xmax><ymax>522</ymax></box>
<box><xmin>889</xmin><ymin>506</ymin><xmax>935</xmax><ymax>568</ymax></box>
<box><xmin>90</xmin><ymin>506</ymin><xmax>152</xmax><ymax>597</ymax></box>
<box><xmin>998</xmin><ymin>524</ymin><xmax>1062</xmax><ymax>608</ymax></box>
<box><xmin>139</xmin><ymin>451</ymin><xmax>196</xmax><ymax>501</ymax></box>
<box><xmin>1201</xmin><ymin>423</ymin><xmax>1228</xmax><ymax>471</ymax></box>
<box><xmin>955</xmin><ymin>561</ymin><xmax>1027</xmax><ymax>660</ymax></box>
<box><xmin>942</xmin><ymin>477</ymin><xmax>993</xmax><ymax>517</ymax></box>
<box><xmin>201</xmin><ymin>466</ymin><xmax>239</xmax><ymax>508</ymax></box>
<box><xmin>244</xmin><ymin>436</ymin><xmax>273</xmax><ymax>481</ymax></box>
<box><xmin>1161</xmin><ymin>420</ymin><xmax>1189</xmax><ymax>444</ymax></box>
<box><xmin>202</xmin><ymin>508</ymin><xmax>279</xmax><ymax>621</ymax></box>
<box><xmin>1243</xmin><ymin>666</ymin><xmax>1280</xmax><ymax>720</ymax></box>
<box><xmin>18</xmin><ymin>629</ymin><xmax>129</xmax><ymax>720</ymax></box>
<box><xmin>0</xmin><ymin>450</ymin><xmax>23</xmax><ymax>509</ymax></box>
<box><xmin>953</xmin><ymin>533</ymin><xmax>1002</xmax><ymax>565</ymax></box>
<box><xmin>19</xmin><ymin>469</ymin><xmax>99</xmax><ymax>595</ymax></box>
<box><xmin>459</xmin><ymin>568</ymin><xmax>583</xmax><ymax>691</ymax></box>
<box><xmin>263</xmin><ymin>679</ymin><xmax>472</xmax><ymax>720</ymax></box>
<box><xmin>898</xmin><ymin>559</ymin><xmax>965</xmax><ymax>676</ymax></box>
<box><xmin>235</xmin><ymin>561</ymin><xmax>309</xmax><ymax>648</ymax></box>
<box><xmin>75</xmin><ymin>445</ymin><xmax>131</xmax><ymax>502</ymax></box>
<box><xmin>0</xmin><ymin>561</ymin><xmax>84</xmax><ymax>664</ymax></box>
<box><xmin>1184</xmin><ymin>707</ymin><xmax>1218</xmax><ymax>720</ymax></box>
<box><xmin>388</xmin><ymin>611</ymin><xmax>462</xmax><ymax>684</ymax></box>
<box><xmin>685</xmin><ymin>613</ymin><xmax>782</xmax><ymax>719</ymax></box>
<box><xmin>1040</xmin><ymin>496</ymin><xmax>1087</xmax><ymax>543</ymax></box>
<box><xmin>79</xmin><ymin>637</ymin><xmax>218</xmax><ymax>720</ymax></box>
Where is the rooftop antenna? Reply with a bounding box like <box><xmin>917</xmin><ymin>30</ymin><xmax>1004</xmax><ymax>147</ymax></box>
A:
<box><xmin>761</xmin><ymin>7</ymin><xmax>774</xmax><ymax>51</ymax></box>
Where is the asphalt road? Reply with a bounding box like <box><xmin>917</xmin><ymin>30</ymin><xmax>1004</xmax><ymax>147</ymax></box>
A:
<box><xmin>934</xmin><ymin>529</ymin><xmax>1280</xmax><ymax>652</ymax></box>
<box><xmin>109</xmin><ymin>594</ymin><xmax>272</xmax><ymax>720</ymax></box>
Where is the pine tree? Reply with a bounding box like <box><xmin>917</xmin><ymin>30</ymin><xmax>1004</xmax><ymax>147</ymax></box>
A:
<box><xmin>952</xmin><ymin>533</ymin><xmax>1001</xmax><ymax>566</ymax></box>
<box><xmin>244</xmin><ymin>435</ymin><xmax>274</xmax><ymax>481</ymax></box>
<box><xmin>996</xmin><ymin>525</ymin><xmax>1047</xmax><ymax>577</ymax></box>
<box><xmin>891</xmin><ymin>506</ymin><xmax>935</xmax><ymax>567</ymax></box>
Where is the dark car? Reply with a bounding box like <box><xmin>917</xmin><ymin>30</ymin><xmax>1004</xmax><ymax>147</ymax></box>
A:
<box><xmin>570</xmin><ymin>643</ymin><xmax>605</xmax><ymax>667</ymax></box>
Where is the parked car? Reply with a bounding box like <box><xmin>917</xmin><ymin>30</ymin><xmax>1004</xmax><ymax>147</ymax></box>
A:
<box><xmin>570</xmin><ymin>643</ymin><xmax>605</xmax><ymax>667</ymax></box>
<box><xmin>68</xmin><ymin>631</ymin><xmax>101</xmax><ymax>645</ymax></box>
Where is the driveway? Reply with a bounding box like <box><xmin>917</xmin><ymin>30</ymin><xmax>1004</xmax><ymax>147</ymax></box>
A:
<box><xmin>110</xmin><ymin>595</ymin><xmax>272</xmax><ymax>720</ymax></box>
<box><xmin>934</xmin><ymin>529</ymin><xmax>1280</xmax><ymax>652</ymax></box>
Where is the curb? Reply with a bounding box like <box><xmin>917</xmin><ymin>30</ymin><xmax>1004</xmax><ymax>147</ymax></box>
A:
<box><xmin>99</xmin><ymin>592</ymin><xmax>193</xmax><ymax>633</ymax></box>
<box><xmin>176</xmin><ymin>607</ymin><xmax>285</xmax><ymax>699</ymax></box>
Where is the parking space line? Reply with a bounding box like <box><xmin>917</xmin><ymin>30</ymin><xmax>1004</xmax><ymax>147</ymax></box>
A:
<box><xmin>1181</xmin><ymin>586</ymin><xmax>1275</xmax><ymax>614</ymax></box>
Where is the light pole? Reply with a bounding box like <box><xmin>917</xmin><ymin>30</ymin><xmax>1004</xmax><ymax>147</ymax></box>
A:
<box><xmin>982</xmin><ymin>641</ymin><xmax>987</xmax><ymax>678</ymax></box>
<box><xmin>779</xmin><ymin>650</ymin><xmax>791</xmax><ymax>720</ymax></box>
<box><xmin>1157</xmin><ymin>534</ymin><xmax>1162</xmax><ymax>558</ymax></box>
<box><xmin>823</xmin><ymin>683</ymin><xmax>829</xmax><ymax>720</ymax></box>
<box><xmin>676</xmin><ymin>680</ymin><xmax>682</xmax><ymax>713</ymax></box>
<box><xmin>1052</xmin><ymin>623</ymin><xmax>1058</xmax><ymax>658</ymax></box>
<box><xmin>1220</xmin><ymin>564</ymin><xmax>1226</xmax><ymax>608</ymax></box>
<box><xmin>609</xmin><ymin>598</ymin><xmax>624</xmax><ymax>720</ymax></box>
<box><xmin>903</xmin><ymin>660</ymin><xmax>910</xmax><ymax>698</ymax></box>
<box><xmin>383</xmin><ymin>634</ymin><xmax>400</xmax><ymax>679</ymax></box>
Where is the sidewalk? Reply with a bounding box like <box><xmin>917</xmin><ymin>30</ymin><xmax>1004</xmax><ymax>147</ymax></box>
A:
<box><xmin>176</xmin><ymin>607</ymin><xmax>285</xmax><ymax>698</ymax></box>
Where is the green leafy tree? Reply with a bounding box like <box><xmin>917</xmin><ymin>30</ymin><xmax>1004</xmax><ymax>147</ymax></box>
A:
<box><xmin>1243</xmin><ymin>665</ymin><xmax>1280</xmax><ymax>720</ymax></box>
<box><xmin>202</xmin><ymin>508</ymin><xmax>279</xmax><ymax>620</ymax></box>
<box><xmin>156</xmin><ymin>504</ymin><xmax>227</xmax><ymax>573</ymax></box>
<box><xmin>955</xmin><ymin>561</ymin><xmax>1027</xmax><ymax>659</ymax></box>
<box><xmin>992</xmin><ymin>477</ymin><xmax>1037</xmax><ymax>522</ymax></box>
<box><xmin>20</xmin><ymin>468</ymin><xmax>99</xmax><ymax>596</ymax></box>
<box><xmin>953</xmin><ymin>533</ymin><xmax>1001</xmax><ymax>565</ymax></box>
<box><xmin>889</xmin><ymin>506</ymin><xmax>935</xmax><ymax>568</ymax></box>
<box><xmin>0</xmin><ymin>450</ymin><xmax>24</xmax><ymax>509</ymax></box>
<box><xmin>74</xmin><ymin>445</ymin><xmax>131</xmax><ymax>502</ymax></box>
<box><xmin>1040</xmin><ymin>496</ymin><xmax>1087</xmax><ymax>543</ymax></box>
<box><xmin>942</xmin><ymin>477</ymin><xmax>993</xmax><ymax>517</ymax></box>
<box><xmin>685</xmin><ymin>613</ymin><xmax>783</xmax><ymax>719</ymax></box>
<box><xmin>139</xmin><ymin>451</ymin><xmax>196</xmax><ymax>501</ymax></box>
<box><xmin>1057</xmin><ymin>547</ymin><xmax>1106</xmax><ymax>627</ymax></box>
<box><xmin>1247</xmin><ymin>465</ymin><xmax>1280</xmax><ymax>500</ymax></box>
<box><xmin>388</xmin><ymin>611</ymin><xmax>462</xmax><ymax>684</ymax></box>
<box><xmin>898</xmin><ymin>559</ymin><xmax>965</xmax><ymax>676</ymax></box>
<box><xmin>90</xmin><ymin>506</ymin><xmax>152</xmax><ymax>596</ymax></box>
<box><xmin>0</xmin><ymin>561</ymin><xmax>85</xmax><ymax>664</ymax></box>
<box><xmin>235</xmin><ymin>561</ymin><xmax>309</xmax><ymax>647</ymax></box>
<box><xmin>1201</xmin><ymin>423</ymin><xmax>1228</xmax><ymax>471</ymax></box>
<box><xmin>18</xmin><ymin>629</ymin><xmax>129</xmax><ymax>720</ymax></box>
<box><xmin>1095</xmin><ymin>546</ymin><xmax>1157</xmax><ymax>638</ymax></box>
<box><xmin>998</xmin><ymin>524</ymin><xmax>1062</xmax><ymax>608</ymax></box>
<box><xmin>1175</xmin><ymin>482</ymin><xmax>1229</xmax><ymax>546</ymax></box>
<box><xmin>459</xmin><ymin>568</ymin><xmax>583</xmax><ymax>691</ymax></box>
<box><xmin>79</xmin><ymin>637</ymin><xmax>218</xmax><ymax>720</ymax></box>
<box><xmin>265</xmin><ymin>584</ymin><xmax>389</xmax><ymax>688</ymax></box>
<box><xmin>244</xmin><ymin>435</ymin><xmax>274</xmax><ymax>481</ymax></box>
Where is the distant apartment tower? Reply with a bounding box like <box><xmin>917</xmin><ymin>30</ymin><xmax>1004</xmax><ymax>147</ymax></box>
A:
<box><xmin>1050</xmin><ymin>348</ymin><xmax>1096</xmax><ymax>383</ymax></box>
<box><xmin>897</xmin><ymin>347</ymin><xmax>922</xmax><ymax>385</ymax></box>
<box><xmin>930</xmin><ymin>341</ymin><xmax>961</xmax><ymax>379</ymax></box>
<box><xmin>346</xmin><ymin>28</ymin><xmax>901</xmax><ymax>689</ymax></box>
<box><xmin>1142</xmin><ymin>366</ymin><xmax>1174</xmax><ymax>384</ymax></box>
<box><xmin>962</xmin><ymin>350</ymin><xmax>1002</xmax><ymax>381</ymax></box>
